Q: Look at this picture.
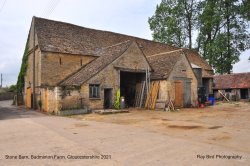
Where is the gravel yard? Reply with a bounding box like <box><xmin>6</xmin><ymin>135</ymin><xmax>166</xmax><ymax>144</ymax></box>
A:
<box><xmin>73</xmin><ymin>102</ymin><xmax>250</xmax><ymax>153</ymax></box>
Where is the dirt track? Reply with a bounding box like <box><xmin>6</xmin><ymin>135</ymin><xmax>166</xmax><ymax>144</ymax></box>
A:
<box><xmin>1</xmin><ymin>100</ymin><xmax>249</xmax><ymax>165</ymax></box>
<box><xmin>73</xmin><ymin>102</ymin><xmax>250</xmax><ymax>153</ymax></box>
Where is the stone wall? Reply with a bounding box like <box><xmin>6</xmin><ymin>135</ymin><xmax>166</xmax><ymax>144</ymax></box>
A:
<box><xmin>80</xmin><ymin>42</ymin><xmax>150</xmax><ymax>110</ymax></box>
<box><xmin>24</xmin><ymin>18</ymin><xmax>97</xmax><ymax>108</ymax></box>
<box><xmin>60</xmin><ymin>89</ymin><xmax>83</xmax><ymax>110</ymax></box>
<box><xmin>157</xmin><ymin>54</ymin><xmax>198</xmax><ymax>107</ymax></box>
<box><xmin>193</xmin><ymin>68</ymin><xmax>202</xmax><ymax>87</ymax></box>
<box><xmin>25</xmin><ymin>20</ymin><xmax>96</xmax><ymax>108</ymax></box>
<box><xmin>24</xmin><ymin>48</ymin><xmax>42</xmax><ymax>107</ymax></box>
<box><xmin>39</xmin><ymin>87</ymin><xmax>61</xmax><ymax>113</ymax></box>
<box><xmin>41</xmin><ymin>52</ymin><xmax>96</xmax><ymax>86</ymax></box>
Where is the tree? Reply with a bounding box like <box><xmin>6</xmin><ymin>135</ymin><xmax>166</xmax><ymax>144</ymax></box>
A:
<box><xmin>148</xmin><ymin>0</ymin><xmax>198</xmax><ymax>48</ymax></box>
<box><xmin>8</xmin><ymin>85</ymin><xmax>17</xmax><ymax>93</ymax></box>
<box><xmin>149</xmin><ymin>0</ymin><xmax>250</xmax><ymax>74</ymax></box>
<box><xmin>196</xmin><ymin>0</ymin><xmax>223</xmax><ymax>59</ymax></box>
<box><xmin>17</xmin><ymin>39</ymin><xmax>29</xmax><ymax>93</ymax></box>
<box><xmin>198</xmin><ymin>0</ymin><xmax>250</xmax><ymax>74</ymax></box>
<box><xmin>240</xmin><ymin>0</ymin><xmax>250</xmax><ymax>20</ymax></box>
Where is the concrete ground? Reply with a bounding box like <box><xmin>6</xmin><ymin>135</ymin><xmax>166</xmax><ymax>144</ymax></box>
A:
<box><xmin>0</xmin><ymin>100</ymin><xmax>249</xmax><ymax>166</ymax></box>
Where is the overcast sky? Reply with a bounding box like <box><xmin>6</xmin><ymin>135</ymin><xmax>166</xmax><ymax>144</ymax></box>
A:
<box><xmin>0</xmin><ymin>0</ymin><xmax>249</xmax><ymax>86</ymax></box>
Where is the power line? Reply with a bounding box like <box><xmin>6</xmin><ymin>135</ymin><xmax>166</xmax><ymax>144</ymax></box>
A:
<box><xmin>42</xmin><ymin>0</ymin><xmax>60</xmax><ymax>18</ymax></box>
<box><xmin>0</xmin><ymin>0</ymin><xmax>7</xmax><ymax>13</ymax></box>
<box><xmin>42</xmin><ymin>0</ymin><xmax>56</xmax><ymax>17</ymax></box>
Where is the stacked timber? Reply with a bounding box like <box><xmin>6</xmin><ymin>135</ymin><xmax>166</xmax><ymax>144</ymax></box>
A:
<box><xmin>145</xmin><ymin>81</ymin><xmax>160</xmax><ymax>110</ymax></box>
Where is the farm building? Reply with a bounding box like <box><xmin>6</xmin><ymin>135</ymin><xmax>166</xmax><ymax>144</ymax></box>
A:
<box><xmin>213</xmin><ymin>73</ymin><xmax>250</xmax><ymax>101</ymax></box>
<box><xmin>21</xmin><ymin>17</ymin><xmax>213</xmax><ymax>113</ymax></box>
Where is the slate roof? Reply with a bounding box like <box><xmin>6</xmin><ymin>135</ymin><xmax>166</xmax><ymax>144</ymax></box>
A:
<box><xmin>147</xmin><ymin>49</ymin><xmax>183</xmax><ymax>79</ymax></box>
<box><xmin>213</xmin><ymin>73</ymin><xmax>250</xmax><ymax>89</ymax></box>
<box><xmin>182</xmin><ymin>49</ymin><xmax>213</xmax><ymax>77</ymax></box>
<box><xmin>34</xmin><ymin>17</ymin><xmax>213</xmax><ymax>74</ymax></box>
<box><xmin>60</xmin><ymin>40</ymin><xmax>132</xmax><ymax>86</ymax></box>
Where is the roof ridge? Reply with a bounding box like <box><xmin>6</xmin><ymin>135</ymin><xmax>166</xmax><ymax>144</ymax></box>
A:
<box><xmin>101</xmin><ymin>40</ymin><xmax>131</xmax><ymax>50</ymax></box>
<box><xmin>34</xmin><ymin>16</ymin><xmax>179</xmax><ymax>49</ymax></box>
<box><xmin>147</xmin><ymin>49</ymin><xmax>183</xmax><ymax>58</ymax></box>
<box><xmin>94</xmin><ymin>40</ymin><xmax>132</xmax><ymax>55</ymax></box>
<box><xmin>214</xmin><ymin>72</ymin><xmax>250</xmax><ymax>76</ymax></box>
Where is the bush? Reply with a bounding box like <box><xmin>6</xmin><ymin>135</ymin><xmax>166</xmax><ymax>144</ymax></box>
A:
<box><xmin>114</xmin><ymin>89</ymin><xmax>120</xmax><ymax>109</ymax></box>
<box><xmin>7</xmin><ymin>85</ymin><xmax>17</xmax><ymax>92</ymax></box>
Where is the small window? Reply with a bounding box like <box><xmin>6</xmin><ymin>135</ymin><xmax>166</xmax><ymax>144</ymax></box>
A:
<box><xmin>59</xmin><ymin>58</ymin><xmax>62</xmax><ymax>65</ymax></box>
<box><xmin>181</xmin><ymin>69</ymin><xmax>186</xmax><ymax>72</ymax></box>
<box><xmin>80</xmin><ymin>59</ymin><xmax>83</xmax><ymax>66</ymax></box>
<box><xmin>89</xmin><ymin>84</ymin><xmax>100</xmax><ymax>98</ymax></box>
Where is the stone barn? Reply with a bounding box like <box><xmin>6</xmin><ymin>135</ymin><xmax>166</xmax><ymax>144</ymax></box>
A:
<box><xmin>213</xmin><ymin>73</ymin><xmax>250</xmax><ymax>101</ymax></box>
<box><xmin>20</xmin><ymin>17</ymin><xmax>213</xmax><ymax>114</ymax></box>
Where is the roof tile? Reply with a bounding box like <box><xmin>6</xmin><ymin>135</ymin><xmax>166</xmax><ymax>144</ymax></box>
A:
<box><xmin>213</xmin><ymin>73</ymin><xmax>250</xmax><ymax>89</ymax></box>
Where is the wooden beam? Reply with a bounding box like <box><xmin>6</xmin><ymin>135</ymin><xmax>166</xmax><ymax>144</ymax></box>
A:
<box><xmin>218</xmin><ymin>90</ymin><xmax>230</xmax><ymax>102</ymax></box>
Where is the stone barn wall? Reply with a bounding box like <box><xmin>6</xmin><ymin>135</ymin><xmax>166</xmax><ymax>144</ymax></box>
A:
<box><xmin>156</xmin><ymin>54</ymin><xmax>198</xmax><ymax>108</ymax></box>
<box><xmin>41</xmin><ymin>52</ymin><xmax>96</xmax><ymax>86</ymax></box>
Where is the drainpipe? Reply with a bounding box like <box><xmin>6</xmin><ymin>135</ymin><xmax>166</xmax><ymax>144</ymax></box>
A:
<box><xmin>32</xmin><ymin>17</ymin><xmax>36</xmax><ymax>109</ymax></box>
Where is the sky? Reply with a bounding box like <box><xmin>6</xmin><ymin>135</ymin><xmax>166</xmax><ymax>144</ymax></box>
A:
<box><xmin>0</xmin><ymin>0</ymin><xmax>249</xmax><ymax>86</ymax></box>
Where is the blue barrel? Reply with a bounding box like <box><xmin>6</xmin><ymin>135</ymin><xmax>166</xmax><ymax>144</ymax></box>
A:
<box><xmin>208</xmin><ymin>97</ymin><xmax>215</xmax><ymax>106</ymax></box>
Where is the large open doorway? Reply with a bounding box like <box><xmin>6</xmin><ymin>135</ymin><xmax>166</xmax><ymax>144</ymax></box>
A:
<box><xmin>120</xmin><ymin>71</ymin><xmax>145</xmax><ymax>107</ymax></box>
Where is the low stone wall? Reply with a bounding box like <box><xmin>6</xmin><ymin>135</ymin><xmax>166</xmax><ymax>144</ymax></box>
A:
<box><xmin>0</xmin><ymin>92</ymin><xmax>15</xmax><ymax>101</ymax></box>
<box><xmin>57</xmin><ymin>108</ymin><xmax>90</xmax><ymax>116</ymax></box>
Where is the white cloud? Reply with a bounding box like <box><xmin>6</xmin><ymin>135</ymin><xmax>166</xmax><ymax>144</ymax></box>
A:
<box><xmin>233</xmin><ymin>50</ymin><xmax>250</xmax><ymax>73</ymax></box>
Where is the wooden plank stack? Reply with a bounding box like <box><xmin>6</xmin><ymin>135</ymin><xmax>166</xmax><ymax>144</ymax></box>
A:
<box><xmin>145</xmin><ymin>81</ymin><xmax>160</xmax><ymax>110</ymax></box>
<box><xmin>134</xmin><ymin>81</ymin><xmax>146</xmax><ymax>107</ymax></box>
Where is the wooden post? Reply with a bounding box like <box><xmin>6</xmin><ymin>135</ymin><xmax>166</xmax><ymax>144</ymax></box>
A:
<box><xmin>218</xmin><ymin>90</ymin><xmax>230</xmax><ymax>102</ymax></box>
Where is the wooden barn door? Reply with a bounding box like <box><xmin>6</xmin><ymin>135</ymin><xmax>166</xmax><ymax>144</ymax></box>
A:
<box><xmin>26</xmin><ymin>87</ymin><xmax>32</xmax><ymax>108</ymax></box>
<box><xmin>175</xmin><ymin>81</ymin><xmax>183</xmax><ymax>107</ymax></box>
<box><xmin>44</xmin><ymin>88</ymin><xmax>48</xmax><ymax>112</ymax></box>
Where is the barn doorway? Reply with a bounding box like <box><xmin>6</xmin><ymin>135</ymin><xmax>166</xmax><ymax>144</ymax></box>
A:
<box><xmin>104</xmin><ymin>88</ymin><xmax>112</xmax><ymax>109</ymax></box>
<box><xmin>120</xmin><ymin>71</ymin><xmax>145</xmax><ymax>107</ymax></box>
<box><xmin>44</xmin><ymin>88</ymin><xmax>48</xmax><ymax>112</ymax></box>
<box><xmin>174</xmin><ymin>81</ymin><xmax>183</xmax><ymax>107</ymax></box>
<box><xmin>240</xmin><ymin>89</ymin><xmax>249</xmax><ymax>99</ymax></box>
<box><xmin>174</xmin><ymin>77</ymin><xmax>192</xmax><ymax>108</ymax></box>
<box><xmin>26</xmin><ymin>87</ymin><xmax>32</xmax><ymax>108</ymax></box>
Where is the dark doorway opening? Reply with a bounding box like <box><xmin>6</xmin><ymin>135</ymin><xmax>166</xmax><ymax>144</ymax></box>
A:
<box><xmin>202</xmin><ymin>78</ymin><xmax>210</xmax><ymax>95</ymax></box>
<box><xmin>104</xmin><ymin>88</ymin><xmax>112</xmax><ymax>109</ymax></box>
<box><xmin>240</xmin><ymin>89</ymin><xmax>249</xmax><ymax>99</ymax></box>
<box><xmin>120</xmin><ymin>71</ymin><xmax>145</xmax><ymax>107</ymax></box>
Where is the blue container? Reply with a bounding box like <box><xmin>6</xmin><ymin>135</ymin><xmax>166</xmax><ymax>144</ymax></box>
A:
<box><xmin>208</xmin><ymin>97</ymin><xmax>215</xmax><ymax>106</ymax></box>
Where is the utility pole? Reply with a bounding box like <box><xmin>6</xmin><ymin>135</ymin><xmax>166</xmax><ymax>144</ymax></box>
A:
<box><xmin>32</xmin><ymin>17</ymin><xmax>36</xmax><ymax>109</ymax></box>
<box><xmin>0</xmin><ymin>73</ymin><xmax>2</xmax><ymax>88</ymax></box>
